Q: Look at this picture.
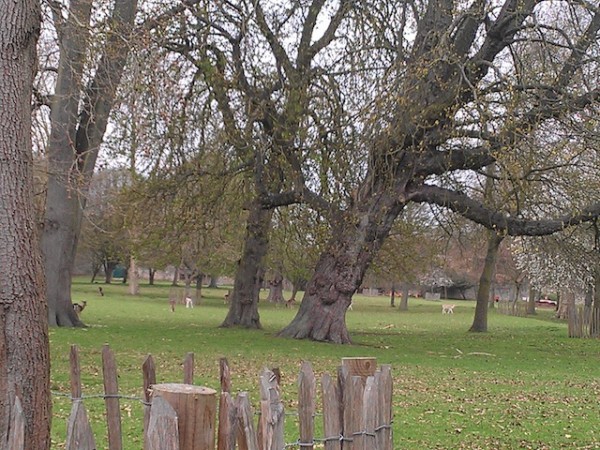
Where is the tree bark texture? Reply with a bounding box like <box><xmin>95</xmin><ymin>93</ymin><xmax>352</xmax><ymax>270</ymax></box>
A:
<box><xmin>279</xmin><ymin>195</ymin><xmax>404</xmax><ymax>343</ymax></box>
<box><xmin>266</xmin><ymin>272</ymin><xmax>285</xmax><ymax>304</ymax></box>
<box><xmin>470</xmin><ymin>233</ymin><xmax>504</xmax><ymax>332</ymax></box>
<box><xmin>399</xmin><ymin>284</ymin><xmax>410</xmax><ymax>311</ymax></box>
<box><xmin>42</xmin><ymin>0</ymin><xmax>138</xmax><ymax>327</ymax></box>
<box><xmin>527</xmin><ymin>286</ymin><xmax>537</xmax><ymax>315</ymax></box>
<box><xmin>0</xmin><ymin>1</ymin><xmax>51</xmax><ymax>446</ymax></box>
<box><xmin>221</xmin><ymin>203</ymin><xmax>272</xmax><ymax>329</ymax></box>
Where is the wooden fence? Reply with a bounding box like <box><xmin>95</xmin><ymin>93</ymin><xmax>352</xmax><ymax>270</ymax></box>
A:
<box><xmin>568</xmin><ymin>306</ymin><xmax>600</xmax><ymax>338</ymax></box>
<box><xmin>11</xmin><ymin>345</ymin><xmax>393</xmax><ymax>449</ymax></box>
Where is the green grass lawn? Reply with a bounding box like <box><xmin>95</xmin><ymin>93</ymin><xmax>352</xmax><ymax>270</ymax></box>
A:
<box><xmin>50</xmin><ymin>279</ymin><xmax>600</xmax><ymax>449</ymax></box>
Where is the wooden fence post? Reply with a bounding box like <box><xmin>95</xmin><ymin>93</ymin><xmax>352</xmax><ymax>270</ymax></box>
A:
<box><xmin>142</xmin><ymin>355</ymin><xmax>157</xmax><ymax>450</ymax></box>
<box><xmin>70</xmin><ymin>345</ymin><xmax>82</xmax><ymax>400</ymax></box>
<box><xmin>152</xmin><ymin>383</ymin><xmax>217</xmax><ymax>450</ymax></box>
<box><xmin>360</xmin><ymin>377</ymin><xmax>377</xmax><ymax>450</ymax></box>
<box><xmin>183</xmin><ymin>353</ymin><xmax>194</xmax><ymax>384</ymax></box>
<box><xmin>102</xmin><ymin>344</ymin><xmax>123</xmax><ymax>450</ymax></box>
<box><xmin>321</xmin><ymin>373</ymin><xmax>342</xmax><ymax>450</ymax></box>
<box><xmin>146</xmin><ymin>396</ymin><xmax>179</xmax><ymax>450</ymax></box>
<box><xmin>217</xmin><ymin>358</ymin><xmax>236</xmax><ymax>450</ymax></box>
<box><xmin>258</xmin><ymin>368</ymin><xmax>284</xmax><ymax>450</ymax></box>
<box><xmin>342</xmin><ymin>358</ymin><xmax>376</xmax><ymax>379</ymax></box>
<box><xmin>376</xmin><ymin>365</ymin><xmax>393</xmax><ymax>450</ymax></box>
<box><xmin>66</xmin><ymin>401</ymin><xmax>97</xmax><ymax>450</ymax></box>
<box><xmin>298</xmin><ymin>361</ymin><xmax>316</xmax><ymax>450</ymax></box>
<box><xmin>65</xmin><ymin>345</ymin><xmax>96</xmax><ymax>449</ymax></box>
<box><xmin>235</xmin><ymin>392</ymin><xmax>259</xmax><ymax>450</ymax></box>
<box><xmin>343</xmin><ymin>376</ymin><xmax>364</xmax><ymax>449</ymax></box>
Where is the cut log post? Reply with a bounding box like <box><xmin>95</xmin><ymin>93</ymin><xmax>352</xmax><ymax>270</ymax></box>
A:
<box><xmin>341</xmin><ymin>357</ymin><xmax>377</xmax><ymax>379</ymax></box>
<box><xmin>151</xmin><ymin>383</ymin><xmax>217</xmax><ymax>450</ymax></box>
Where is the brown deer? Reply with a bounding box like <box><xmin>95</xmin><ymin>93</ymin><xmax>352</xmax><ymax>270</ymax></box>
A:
<box><xmin>73</xmin><ymin>301</ymin><xmax>87</xmax><ymax>317</ymax></box>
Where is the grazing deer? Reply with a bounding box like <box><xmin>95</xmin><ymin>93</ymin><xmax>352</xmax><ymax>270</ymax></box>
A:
<box><xmin>185</xmin><ymin>297</ymin><xmax>194</xmax><ymax>308</ymax></box>
<box><xmin>442</xmin><ymin>304</ymin><xmax>455</xmax><ymax>314</ymax></box>
<box><xmin>73</xmin><ymin>301</ymin><xmax>87</xmax><ymax>317</ymax></box>
<box><xmin>169</xmin><ymin>298</ymin><xmax>176</xmax><ymax>312</ymax></box>
<box><xmin>285</xmin><ymin>298</ymin><xmax>297</xmax><ymax>308</ymax></box>
<box><xmin>98</xmin><ymin>286</ymin><xmax>104</xmax><ymax>296</ymax></box>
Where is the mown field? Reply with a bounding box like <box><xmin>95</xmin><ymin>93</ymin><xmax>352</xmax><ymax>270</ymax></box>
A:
<box><xmin>49</xmin><ymin>279</ymin><xmax>600</xmax><ymax>449</ymax></box>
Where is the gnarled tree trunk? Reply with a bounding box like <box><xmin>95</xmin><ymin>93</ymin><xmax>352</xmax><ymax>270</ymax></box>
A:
<box><xmin>279</xmin><ymin>195</ymin><xmax>404</xmax><ymax>343</ymax></box>
<box><xmin>221</xmin><ymin>203</ymin><xmax>272</xmax><ymax>328</ymax></box>
<box><xmin>266</xmin><ymin>272</ymin><xmax>285</xmax><ymax>305</ymax></box>
<box><xmin>0</xmin><ymin>2</ymin><xmax>51</xmax><ymax>446</ymax></box>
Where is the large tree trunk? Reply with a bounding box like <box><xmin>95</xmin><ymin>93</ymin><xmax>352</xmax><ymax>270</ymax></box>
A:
<box><xmin>589</xmin><ymin>269</ymin><xmax>600</xmax><ymax>337</ymax></box>
<box><xmin>128</xmin><ymin>256</ymin><xmax>139</xmax><ymax>295</ymax></box>
<box><xmin>527</xmin><ymin>286</ymin><xmax>537</xmax><ymax>315</ymax></box>
<box><xmin>279</xmin><ymin>196</ymin><xmax>404</xmax><ymax>343</ymax></box>
<box><xmin>399</xmin><ymin>283</ymin><xmax>410</xmax><ymax>311</ymax></box>
<box><xmin>41</xmin><ymin>0</ymin><xmax>92</xmax><ymax>327</ymax></box>
<box><xmin>0</xmin><ymin>2</ymin><xmax>51</xmax><ymax>446</ymax></box>
<box><xmin>470</xmin><ymin>232</ymin><xmax>504</xmax><ymax>332</ymax></box>
<box><xmin>266</xmin><ymin>272</ymin><xmax>285</xmax><ymax>305</ymax></box>
<box><xmin>41</xmin><ymin>0</ymin><xmax>138</xmax><ymax>327</ymax></box>
<box><xmin>221</xmin><ymin>203</ymin><xmax>272</xmax><ymax>328</ymax></box>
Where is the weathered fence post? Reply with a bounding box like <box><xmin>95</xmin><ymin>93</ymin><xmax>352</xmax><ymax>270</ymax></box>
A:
<box><xmin>321</xmin><ymin>373</ymin><xmax>342</xmax><ymax>450</ymax></box>
<box><xmin>66</xmin><ymin>345</ymin><xmax>97</xmax><ymax>450</ymax></box>
<box><xmin>183</xmin><ymin>353</ymin><xmax>194</xmax><ymax>384</ymax></box>
<box><xmin>235</xmin><ymin>392</ymin><xmax>259</xmax><ymax>450</ymax></box>
<box><xmin>376</xmin><ymin>365</ymin><xmax>393</xmax><ymax>450</ymax></box>
<box><xmin>298</xmin><ymin>361</ymin><xmax>316</xmax><ymax>450</ymax></box>
<box><xmin>151</xmin><ymin>383</ymin><xmax>217</xmax><ymax>450</ymax></box>
<box><xmin>258</xmin><ymin>368</ymin><xmax>285</xmax><ymax>450</ymax></box>
<box><xmin>342</xmin><ymin>357</ymin><xmax>377</xmax><ymax>379</ymax></box>
<box><xmin>217</xmin><ymin>358</ymin><xmax>236</xmax><ymax>450</ymax></box>
<box><xmin>142</xmin><ymin>355</ymin><xmax>156</xmax><ymax>450</ymax></box>
<box><xmin>340</xmin><ymin>357</ymin><xmax>377</xmax><ymax>449</ymax></box>
<box><xmin>360</xmin><ymin>377</ymin><xmax>377</xmax><ymax>450</ymax></box>
<box><xmin>102</xmin><ymin>344</ymin><xmax>123</xmax><ymax>450</ymax></box>
<box><xmin>146</xmin><ymin>396</ymin><xmax>179</xmax><ymax>450</ymax></box>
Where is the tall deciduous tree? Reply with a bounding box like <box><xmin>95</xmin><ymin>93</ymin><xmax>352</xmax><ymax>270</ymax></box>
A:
<box><xmin>146</xmin><ymin>0</ymin><xmax>600</xmax><ymax>342</ymax></box>
<box><xmin>278</xmin><ymin>0</ymin><xmax>600</xmax><ymax>342</ymax></box>
<box><xmin>0</xmin><ymin>0</ymin><xmax>51</xmax><ymax>446</ymax></box>
<box><xmin>40</xmin><ymin>0</ymin><xmax>139</xmax><ymax>326</ymax></box>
